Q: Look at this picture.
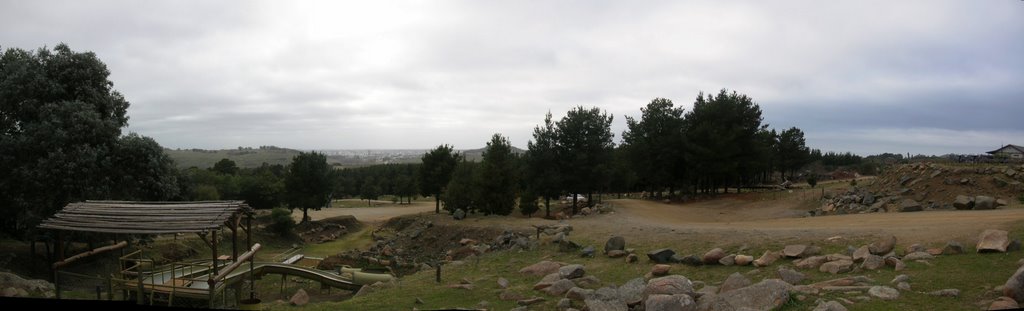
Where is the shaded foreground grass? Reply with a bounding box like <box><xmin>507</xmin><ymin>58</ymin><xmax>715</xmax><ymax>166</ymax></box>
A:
<box><xmin>279</xmin><ymin>220</ymin><xmax>1024</xmax><ymax>311</ymax></box>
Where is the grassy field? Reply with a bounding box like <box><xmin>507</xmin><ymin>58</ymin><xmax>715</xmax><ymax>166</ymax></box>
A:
<box><xmin>266</xmin><ymin>221</ymin><xmax>1024</xmax><ymax>311</ymax></box>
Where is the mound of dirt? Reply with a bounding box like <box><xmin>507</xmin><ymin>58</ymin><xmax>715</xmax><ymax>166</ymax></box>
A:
<box><xmin>813</xmin><ymin>163</ymin><xmax>1023</xmax><ymax>216</ymax></box>
<box><xmin>297</xmin><ymin>215</ymin><xmax>363</xmax><ymax>244</ymax></box>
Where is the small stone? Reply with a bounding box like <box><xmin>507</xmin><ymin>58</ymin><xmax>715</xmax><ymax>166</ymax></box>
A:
<box><xmin>557</xmin><ymin>298</ymin><xmax>572</xmax><ymax>309</ymax></box>
<box><xmin>702</xmin><ymin>248</ymin><xmax>726</xmax><ymax>264</ymax></box>
<box><xmin>517</xmin><ymin>297</ymin><xmax>546</xmax><ymax>306</ymax></box>
<box><xmin>891</xmin><ymin>274</ymin><xmax>910</xmax><ymax>284</ymax></box>
<box><xmin>497</xmin><ymin>277</ymin><xmax>510</xmax><ymax>289</ymax></box>
<box><xmin>719</xmin><ymin>254</ymin><xmax>736</xmax><ymax>266</ymax></box>
<box><xmin>289</xmin><ymin>288</ymin><xmax>309</xmax><ymax>306</ymax></box>
<box><xmin>647</xmin><ymin>248</ymin><xmax>676</xmax><ymax>263</ymax></box>
<box><xmin>626</xmin><ymin>253</ymin><xmax>639</xmax><ymax>263</ymax></box>
<box><xmin>977</xmin><ymin>229</ymin><xmax>1011</xmax><ymax>253</ymax></box>
<box><xmin>607</xmin><ymin>250</ymin><xmax>627</xmax><ymax>258</ymax></box>
<box><xmin>500</xmin><ymin>290</ymin><xmax>527</xmax><ymax>301</ymax></box>
<box><xmin>580</xmin><ymin>246</ymin><xmax>596</xmax><ymax>258</ymax></box>
<box><xmin>869</xmin><ymin>235</ymin><xmax>897</xmax><ymax>255</ymax></box>
<box><xmin>903</xmin><ymin>251</ymin><xmax>934</xmax><ymax>261</ymax></box>
<box><xmin>414</xmin><ymin>297</ymin><xmax>424</xmax><ymax>304</ymax></box>
<box><xmin>542</xmin><ymin>279</ymin><xmax>576</xmax><ymax>296</ymax></box>
<box><xmin>896</xmin><ymin>282</ymin><xmax>911</xmax><ymax>291</ymax></box>
<box><xmin>651</xmin><ymin>264</ymin><xmax>671</xmax><ymax>277</ymax></box>
<box><xmin>753</xmin><ymin>250</ymin><xmax>781</xmax><ymax>267</ymax></box>
<box><xmin>820</xmin><ymin>260</ymin><xmax>854</xmax><ymax>274</ymax></box>
<box><xmin>559</xmin><ymin>264</ymin><xmax>586</xmax><ymax>279</ymax></box>
<box><xmin>989</xmin><ymin>296</ymin><xmax>1020</xmax><ymax>310</ymax></box>
<box><xmin>719</xmin><ymin>272</ymin><xmax>752</xmax><ymax>293</ymax></box>
<box><xmin>778</xmin><ymin>267</ymin><xmax>806</xmax><ymax>285</ymax></box>
<box><xmin>927</xmin><ymin>289</ymin><xmax>959</xmax><ymax>297</ymax></box>
<box><xmin>868</xmin><ymin>286</ymin><xmax>899</xmax><ymax>300</ymax></box>
<box><xmin>812</xmin><ymin>300</ymin><xmax>849</xmax><ymax>311</ymax></box>
<box><xmin>861</xmin><ymin>254</ymin><xmax>884</xmax><ymax>270</ymax></box>
<box><xmin>942</xmin><ymin>241</ymin><xmax>964</xmax><ymax>255</ymax></box>
<box><xmin>734</xmin><ymin>254</ymin><xmax>754</xmax><ymax>266</ymax></box>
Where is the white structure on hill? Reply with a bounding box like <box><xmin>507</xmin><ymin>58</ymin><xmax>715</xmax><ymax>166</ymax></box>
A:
<box><xmin>987</xmin><ymin>144</ymin><xmax>1024</xmax><ymax>160</ymax></box>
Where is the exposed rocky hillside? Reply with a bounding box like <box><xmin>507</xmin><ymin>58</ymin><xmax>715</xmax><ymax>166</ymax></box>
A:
<box><xmin>812</xmin><ymin>163</ymin><xmax>1024</xmax><ymax>216</ymax></box>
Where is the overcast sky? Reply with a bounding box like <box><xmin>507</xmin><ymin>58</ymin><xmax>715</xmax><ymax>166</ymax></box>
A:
<box><xmin>2</xmin><ymin>1</ymin><xmax>1022</xmax><ymax>155</ymax></box>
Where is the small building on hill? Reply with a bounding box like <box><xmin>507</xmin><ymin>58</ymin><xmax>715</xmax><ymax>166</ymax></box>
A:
<box><xmin>987</xmin><ymin>144</ymin><xmax>1024</xmax><ymax>160</ymax></box>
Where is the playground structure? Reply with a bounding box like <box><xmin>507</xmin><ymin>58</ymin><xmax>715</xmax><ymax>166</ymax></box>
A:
<box><xmin>38</xmin><ymin>200</ymin><xmax>391</xmax><ymax>308</ymax></box>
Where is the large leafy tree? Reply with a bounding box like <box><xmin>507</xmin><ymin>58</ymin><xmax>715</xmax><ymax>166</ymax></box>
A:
<box><xmin>0</xmin><ymin>44</ymin><xmax>177</xmax><ymax>237</ymax></box>
<box><xmin>475</xmin><ymin>133</ymin><xmax>518</xmax><ymax>215</ymax></box>
<box><xmin>684</xmin><ymin>89</ymin><xmax>765</xmax><ymax>193</ymax></box>
<box><xmin>555</xmin><ymin>106</ymin><xmax>614</xmax><ymax>213</ymax></box>
<box><xmin>284</xmin><ymin>151</ymin><xmax>333</xmax><ymax>224</ymax></box>
<box><xmin>622</xmin><ymin>98</ymin><xmax>686</xmax><ymax>197</ymax></box>
<box><xmin>524</xmin><ymin>112</ymin><xmax>562</xmax><ymax>217</ymax></box>
<box><xmin>419</xmin><ymin>144</ymin><xmax>460</xmax><ymax>213</ymax></box>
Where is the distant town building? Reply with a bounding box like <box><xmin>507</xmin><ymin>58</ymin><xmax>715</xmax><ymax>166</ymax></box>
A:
<box><xmin>987</xmin><ymin>144</ymin><xmax>1024</xmax><ymax>160</ymax></box>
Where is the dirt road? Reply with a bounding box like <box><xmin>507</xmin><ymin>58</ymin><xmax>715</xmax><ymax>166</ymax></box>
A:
<box><xmin>433</xmin><ymin>192</ymin><xmax>1024</xmax><ymax>247</ymax></box>
<box><xmin>297</xmin><ymin>202</ymin><xmax>435</xmax><ymax>223</ymax></box>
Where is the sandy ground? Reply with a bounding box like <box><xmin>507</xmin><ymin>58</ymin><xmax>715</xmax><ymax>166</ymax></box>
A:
<box><xmin>295</xmin><ymin>191</ymin><xmax>1024</xmax><ymax>247</ymax></box>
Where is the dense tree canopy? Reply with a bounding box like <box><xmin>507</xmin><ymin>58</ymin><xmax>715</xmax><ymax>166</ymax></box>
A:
<box><xmin>523</xmin><ymin>112</ymin><xmax>562</xmax><ymax>217</ymax></box>
<box><xmin>555</xmin><ymin>106</ymin><xmax>615</xmax><ymax>213</ymax></box>
<box><xmin>420</xmin><ymin>144</ymin><xmax>460</xmax><ymax>213</ymax></box>
<box><xmin>284</xmin><ymin>151</ymin><xmax>333</xmax><ymax>223</ymax></box>
<box><xmin>622</xmin><ymin>98</ymin><xmax>686</xmax><ymax>196</ymax></box>
<box><xmin>475</xmin><ymin>133</ymin><xmax>519</xmax><ymax>215</ymax></box>
<box><xmin>0</xmin><ymin>44</ymin><xmax>177</xmax><ymax>237</ymax></box>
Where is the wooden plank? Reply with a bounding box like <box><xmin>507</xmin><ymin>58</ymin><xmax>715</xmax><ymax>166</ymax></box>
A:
<box><xmin>40</xmin><ymin>220</ymin><xmax>220</xmax><ymax>229</ymax></box>
<box><xmin>53</xmin><ymin>241</ymin><xmax>128</xmax><ymax>269</ymax></box>
<box><xmin>36</xmin><ymin>225</ymin><xmax>210</xmax><ymax>234</ymax></box>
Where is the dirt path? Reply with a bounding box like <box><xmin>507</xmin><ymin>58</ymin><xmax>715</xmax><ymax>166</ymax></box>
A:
<box><xmin>428</xmin><ymin>192</ymin><xmax>1024</xmax><ymax>248</ymax></box>
<box><xmin>297</xmin><ymin>202</ymin><xmax>435</xmax><ymax>223</ymax></box>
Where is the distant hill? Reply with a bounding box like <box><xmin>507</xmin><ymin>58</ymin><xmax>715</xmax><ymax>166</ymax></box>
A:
<box><xmin>165</xmin><ymin>146</ymin><xmax>526</xmax><ymax>169</ymax></box>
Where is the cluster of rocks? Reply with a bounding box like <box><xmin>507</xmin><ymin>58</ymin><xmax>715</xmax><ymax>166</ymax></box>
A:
<box><xmin>644</xmin><ymin>246</ymin><xmax>775</xmax><ymax>268</ymax></box>
<box><xmin>0</xmin><ymin>272</ymin><xmax>55</xmax><ymax>298</ymax></box>
<box><xmin>515</xmin><ymin>260</ymin><xmax>793</xmax><ymax>311</ymax></box>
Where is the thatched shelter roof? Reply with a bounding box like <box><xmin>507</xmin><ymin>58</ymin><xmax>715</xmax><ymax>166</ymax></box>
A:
<box><xmin>38</xmin><ymin>200</ymin><xmax>252</xmax><ymax>234</ymax></box>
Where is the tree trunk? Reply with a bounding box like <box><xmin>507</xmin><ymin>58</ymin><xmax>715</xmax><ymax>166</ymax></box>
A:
<box><xmin>571</xmin><ymin>193</ymin><xmax>578</xmax><ymax>215</ymax></box>
<box><xmin>435</xmin><ymin>195</ymin><xmax>441</xmax><ymax>214</ymax></box>
<box><xmin>301</xmin><ymin>207</ymin><xmax>309</xmax><ymax>224</ymax></box>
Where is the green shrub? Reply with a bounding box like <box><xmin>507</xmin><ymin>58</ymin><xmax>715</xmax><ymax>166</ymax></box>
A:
<box><xmin>269</xmin><ymin>207</ymin><xmax>296</xmax><ymax>237</ymax></box>
<box><xmin>806</xmin><ymin>175</ymin><xmax>818</xmax><ymax>188</ymax></box>
<box><xmin>1018</xmin><ymin>194</ymin><xmax>1024</xmax><ymax>204</ymax></box>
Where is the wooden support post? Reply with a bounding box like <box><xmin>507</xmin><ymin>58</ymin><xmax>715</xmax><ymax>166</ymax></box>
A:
<box><xmin>53</xmin><ymin>270</ymin><xmax>60</xmax><ymax>299</ymax></box>
<box><xmin>246</xmin><ymin>214</ymin><xmax>255</xmax><ymax>300</ymax></box>
<box><xmin>435</xmin><ymin>264</ymin><xmax>441</xmax><ymax>283</ymax></box>
<box><xmin>231</xmin><ymin>219</ymin><xmax>238</xmax><ymax>262</ymax></box>
<box><xmin>137</xmin><ymin>247</ymin><xmax>144</xmax><ymax>305</ymax></box>
<box><xmin>211</xmin><ymin>230</ymin><xmax>219</xmax><ymax>276</ymax></box>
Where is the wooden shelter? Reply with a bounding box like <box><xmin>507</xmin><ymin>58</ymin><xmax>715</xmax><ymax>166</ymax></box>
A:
<box><xmin>37</xmin><ymin>200</ymin><xmax>256</xmax><ymax>307</ymax></box>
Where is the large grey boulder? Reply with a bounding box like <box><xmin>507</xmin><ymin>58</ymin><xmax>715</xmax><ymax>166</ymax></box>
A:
<box><xmin>719</xmin><ymin>272</ymin><xmax>752</xmax><ymax>293</ymax></box>
<box><xmin>644</xmin><ymin>275</ymin><xmax>696</xmax><ymax>297</ymax></box>
<box><xmin>648</xmin><ymin>248</ymin><xmax>676</xmax><ymax>264</ymax></box>
<box><xmin>645</xmin><ymin>294</ymin><xmax>696</xmax><ymax>311</ymax></box>
<box><xmin>978</xmin><ymin>229</ymin><xmax>1011</xmax><ymax>253</ymax></box>
<box><xmin>605</xmin><ymin>236</ymin><xmax>626</xmax><ymax>254</ymax></box>
<box><xmin>733</xmin><ymin>254</ymin><xmax>754</xmax><ymax>266</ymax></box>
<box><xmin>903</xmin><ymin>251</ymin><xmax>933</xmax><ymax>261</ymax></box>
<box><xmin>851</xmin><ymin>245</ymin><xmax>870</xmax><ymax>262</ymax></box>
<box><xmin>289</xmin><ymin>288</ymin><xmax>310</xmax><ymax>306</ymax></box>
<box><xmin>975</xmin><ymin>196</ymin><xmax>996</xmax><ymax>210</ymax></box>
<box><xmin>869</xmin><ymin>235</ymin><xmax>897</xmax><ymax>255</ymax></box>
<box><xmin>953</xmin><ymin>195</ymin><xmax>974</xmax><ymax>210</ymax></box>
<box><xmin>898</xmin><ymin>199</ymin><xmax>922</xmax><ymax>212</ymax></box>
<box><xmin>990</xmin><ymin>296</ymin><xmax>1020</xmax><ymax>310</ymax></box>
<box><xmin>696</xmin><ymin>279</ymin><xmax>792</xmax><ymax>311</ymax></box>
<box><xmin>566</xmin><ymin>287</ymin><xmax>594</xmax><ymax>301</ymax></box>
<box><xmin>453</xmin><ymin>208</ymin><xmax>466</xmax><ymax>220</ymax></box>
<box><xmin>942</xmin><ymin>241</ymin><xmax>965</xmax><ymax>255</ymax></box>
